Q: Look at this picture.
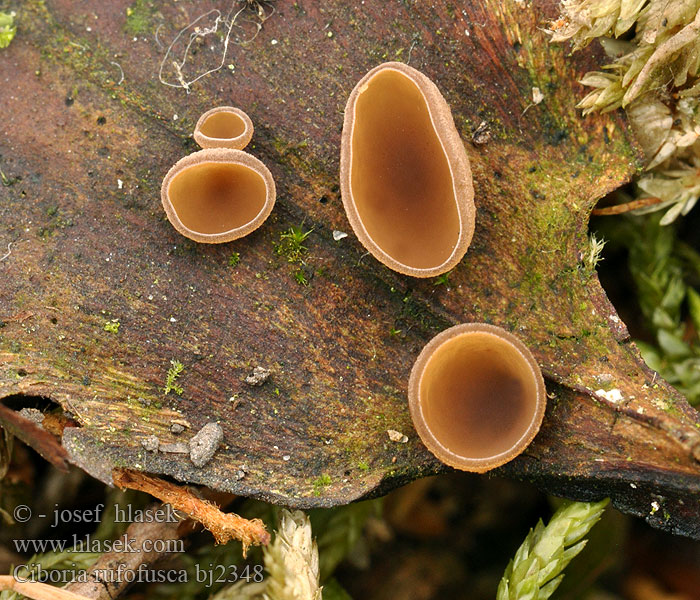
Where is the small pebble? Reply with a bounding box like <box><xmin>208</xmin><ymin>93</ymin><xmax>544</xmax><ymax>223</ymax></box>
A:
<box><xmin>159</xmin><ymin>442</ymin><xmax>189</xmax><ymax>454</ymax></box>
<box><xmin>142</xmin><ymin>435</ymin><xmax>160</xmax><ymax>452</ymax></box>
<box><xmin>189</xmin><ymin>423</ymin><xmax>223</xmax><ymax>467</ymax></box>
<box><xmin>245</xmin><ymin>366</ymin><xmax>271</xmax><ymax>386</ymax></box>
<box><xmin>532</xmin><ymin>86</ymin><xmax>544</xmax><ymax>104</ymax></box>
<box><xmin>595</xmin><ymin>388</ymin><xmax>623</xmax><ymax>403</ymax></box>
<box><xmin>170</xmin><ymin>423</ymin><xmax>185</xmax><ymax>435</ymax></box>
<box><xmin>387</xmin><ymin>429</ymin><xmax>408</xmax><ymax>443</ymax></box>
<box><xmin>332</xmin><ymin>230</ymin><xmax>348</xmax><ymax>241</ymax></box>
<box><xmin>471</xmin><ymin>121</ymin><xmax>491</xmax><ymax>145</ymax></box>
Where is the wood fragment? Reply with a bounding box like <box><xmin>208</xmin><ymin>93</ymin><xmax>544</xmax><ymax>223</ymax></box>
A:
<box><xmin>0</xmin><ymin>403</ymin><xmax>69</xmax><ymax>471</ymax></box>
<box><xmin>0</xmin><ymin>576</ymin><xmax>91</xmax><ymax>600</ymax></box>
<box><xmin>591</xmin><ymin>196</ymin><xmax>664</xmax><ymax>215</ymax></box>
<box><xmin>112</xmin><ymin>468</ymin><xmax>270</xmax><ymax>554</ymax></box>
<box><xmin>66</xmin><ymin>504</ymin><xmax>185</xmax><ymax>600</ymax></box>
<box><xmin>3</xmin><ymin>0</ymin><xmax>700</xmax><ymax>540</ymax></box>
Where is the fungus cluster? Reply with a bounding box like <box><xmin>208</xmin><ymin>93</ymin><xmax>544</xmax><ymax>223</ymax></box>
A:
<box><xmin>161</xmin><ymin>107</ymin><xmax>275</xmax><ymax>243</ymax></box>
<box><xmin>156</xmin><ymin>67</ymin><xmax>546</xmax><ymax>478</ymax></box>
<box><xmin>340</xmin><ymin>62</ymin><xmax>475</xmax><ymax>277</ymax></box>
<box><xmin>339</xmin><ymin>64</ymin><xmax>544</xmax><ymax>471</ymax></box>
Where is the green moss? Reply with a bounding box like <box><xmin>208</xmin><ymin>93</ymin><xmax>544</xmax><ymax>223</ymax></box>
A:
<box><xmin>274</xmin><ymin>225</ymin><xmax>314</xmax><ymax>285</ymax></box>
<box><xmin>0</xmin><ymin>11</ymin><xmax>16</xmax><ymax>49</ymax></box>
<box><xmin>312</xmin><ymin>474</ymin><xmax>332</xmax><ymax>496</ymax></box>
<box><xmin>274</xmin><ymin>225</ymin><xmax>313</xmax><ymax>263</ymax></box>
<box><xmin>0</xmin><ymin>169</ymin><xmax>20</xmax><ymax>186</ymax></box>
<box><xmin>433</xmin><ymin>270</ymin><xmax>452</xmax><ymax>286</ymax></box>
<box><xmin>163</xmin><ymin>359</ymin><xmax>184</xmax><ymax>395</ymax></box>
<box><xmin>293</xmin><ymin>268</ymin><xmax>309</xmax><ymax>286</ymax></box>
<box><xmin>103</xmin><ymin>319</ymin><xmax>120</xmax><ymax>333</ymax></box>
<box><xmin>125</xmin><ymin>0</ymin><xmax>154</xmax><ymax>36</ymax></box>
<box><xmin>396</xmin><ymin>292</ymin><xmax>450</xmax><ymax>334</ymax></box>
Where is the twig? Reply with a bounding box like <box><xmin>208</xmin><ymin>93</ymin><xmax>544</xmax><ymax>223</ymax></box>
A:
<box><xmin>109</xmin><ymin>61</ymin><xmax>124</xmax><ymax>85</ymax></box>
<box><xmin>154</xmin><ymin>23</ymin><xmax>164</xmax><ymax>49</ymax></box>
<box><xmin>406</xmin><ymin>37</ymin><xmax>419</xmax><ymax>65</ymax></box>
<box><xmin>66</xmin><ymin>504</ymin><xmax>186</xmax><ymax>600</ymax></box>
<box><xmin>112</xmin><ymin>469</ymin><xmax>270</xmax><ymax>554</ymax></box>
<box><xmin>158</xmin><ymin>1</ymin><xmax>275</xmax><ymax>91</ymax></box>
<box><xmin>158</xmin><ymin>4</ymin><xmax>245</xmax><ymax>92</ymax></box>
<box><xmin>591</xmin><ymin>196</ymin><xmax>664</xmax><ymax>215</ymax></box>
<box><xmin>68</xmin><ymin>41</ymin><xmax>88</xmax><ymax>53</ymax></box>
<box><xmin>0</xmin><ymin>576</ymin><xmax>90</xmax><ymax>600</ymax></box>
<box><xmin>0</xmin><ymin>241</ymin><xmax>16</xmax><ymax>262</ymax></box>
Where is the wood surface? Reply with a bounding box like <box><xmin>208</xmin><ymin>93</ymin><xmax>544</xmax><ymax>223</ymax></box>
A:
<box><xmin>1</xmin><ymin>0</ymin><xmax>699</xmax><ymax>538</ymax></box>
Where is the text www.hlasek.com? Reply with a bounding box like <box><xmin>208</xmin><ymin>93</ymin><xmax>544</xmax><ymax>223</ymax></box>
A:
<box><xmin>10</xmin><ymin>502</ymin><xmax>265</xmax><ymax>587</ymax></box>
<box><xmin>13</xmin><ymin>535</ymin><xmax>184</xmax><ymax>555</ymax></box>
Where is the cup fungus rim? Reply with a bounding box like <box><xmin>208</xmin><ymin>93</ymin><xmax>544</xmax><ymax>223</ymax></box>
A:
<box><xmin>408</xmin><ymin>323</ymin><xmax>547</xmax><ymax>473</ymax></box>
<box><xmin>161</xmin><ymin>148</ymin><xmax>276</xmax><ymax>244</ymax></box>
<box><xmin>193</xmin><ymin>106</ymin><xmax>255</xmax><ymax>151</ymax></box>
<box><xmin>340</xmin><ymin>61</ymin><xmax>476</xmax><ymax>278</ymax></box>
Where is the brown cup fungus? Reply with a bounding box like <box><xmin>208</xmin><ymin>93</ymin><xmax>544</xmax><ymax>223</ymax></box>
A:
<box><xmin>161</xmin><ymin>148</ymin><xmax>276</xmax><ymax>244</ymax></box>
<box><xmin>193</xmin><ymin>106</ymin><xmax>254</xmax><ymax>150</ymax></box>
<box><xmin>340</xmin><ymin>62</ymin><xmax>476</xmax><ymax>277</ymax></box>
<box><xmin>408</xmin><ymin>323</ymin><xmax>546</xmax><ymax>473</ymax></box>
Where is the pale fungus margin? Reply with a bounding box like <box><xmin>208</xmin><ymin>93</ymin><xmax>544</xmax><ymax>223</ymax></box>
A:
<box><xmin>161</xmin><ymin>148</ymin><xmax>276</xmax><ymax>244</ymax></box>
<box><xmin>408</xmin><ymin>323</ymin><xmax>547</xmax><ymax>473</ymax></box>
<box><xmin>194</xmin><ymin>106</ymin><xmax>254</xmax><ymax>150</ymax></box>
<box><xmin>340</xmin><ymin>61</ymin><xmax>476</xmax><ymax>278</ymax></box>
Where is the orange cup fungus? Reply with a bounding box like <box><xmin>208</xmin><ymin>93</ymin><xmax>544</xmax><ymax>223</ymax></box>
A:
<box><xmin>161</xmin><ymin>107</ymin><xmax>275</xmax><ymax>244</ymax></box>
<box><xmin>340</xmin><ymin>62</ymin><xmax>476</xmax><ymax>277</ymax></box>
<box><xmin>408</xmin><ymin>323</ymin><xmax>546</xmax><ymax>473</ymax></box>
<box><xmin>194</xmin><ymin>106</ymin><xmax>254</xmax><ymax>150</ymax></box>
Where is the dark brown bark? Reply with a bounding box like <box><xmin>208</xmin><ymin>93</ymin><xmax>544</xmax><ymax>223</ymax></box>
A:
<box><xmin>1</xmin><ymin>0</ymin><xmax>699</xmax><ymax>538</ymax></box>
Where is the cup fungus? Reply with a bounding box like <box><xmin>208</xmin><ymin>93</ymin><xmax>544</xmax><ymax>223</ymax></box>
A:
<box><xmin>193</xmin><ymin>106</ymin><xmax>254</xmax><ymax>150</ymax></box>
<box><xmin>161</xmin><ymin>148</ymin><xmax>276</xmax><ymax>243</ymax></box>
<box><xmin>340</xmin><ymin>62</ymin><xmax>476</xmax><ymax>277</ymax></box>
<box><xmin>408</xmin><ymin>323</ymin><xmax>546</xmax><ymax>473</ymax></box>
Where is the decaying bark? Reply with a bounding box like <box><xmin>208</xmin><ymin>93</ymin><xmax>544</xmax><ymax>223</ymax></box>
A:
<box><xmin>1</xmin><ymin>0</ymin><xmax>699</xmax><ymax>538</ymax></box>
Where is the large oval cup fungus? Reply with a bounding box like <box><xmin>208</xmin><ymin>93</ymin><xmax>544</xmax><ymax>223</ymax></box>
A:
<box><xmin>194</xmin><ymin>106</ymin><xmax>254</xmax><ymax>150</ymax></box>
<box><xmin>340</xmin><ymin>62</ymin><xmax>476</xmax><ymax>278</ymax></box>
<box><xmin>408</xmin><ymin>323</ymin><xmax>546</xmax><ymax>473</ymax></box>
<box><xmin>161</xmin><ymin>148</ymin><xmax>276</xmax><ymax>244</ymax></box>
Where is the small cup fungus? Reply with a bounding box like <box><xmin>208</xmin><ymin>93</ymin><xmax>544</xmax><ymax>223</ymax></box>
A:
<box><xmin>193</xmin><ymin>106</ymin><xmax>254</xmax><ymax>150</ymax></box>
<box><xmin>340</xmin><ymin>62</ymin><xmax>476</xmax><ymax>277</ymax></box>
<box><xmin>161</xmin><ymin>148</ymin><xmax>276</xmax><ymax>244</ymax></box>
<box><xmin>408</xmin><ymin>323</ymin><xmax>546</xmax><ymax>473</ymax></box>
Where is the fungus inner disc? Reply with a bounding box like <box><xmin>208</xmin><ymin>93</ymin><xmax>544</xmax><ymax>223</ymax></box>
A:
<box><xmin>350</xmin><ymin>68</ymin><xmax>460</xmax><ymax>270</ymax></box>
<box><xmin>168</xmin><ymin>162</ymin><xmax>267</xmax><ymax>235</ymax></box>
<box><xmin>419</xmin><ymin>333</ymin><xmax>538</xmax><ymax>459</ymax></box>
<box><xmin>199</xmin><ymin>112</ymin><xmax>246</xmax><ymax>140</ymax></box>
